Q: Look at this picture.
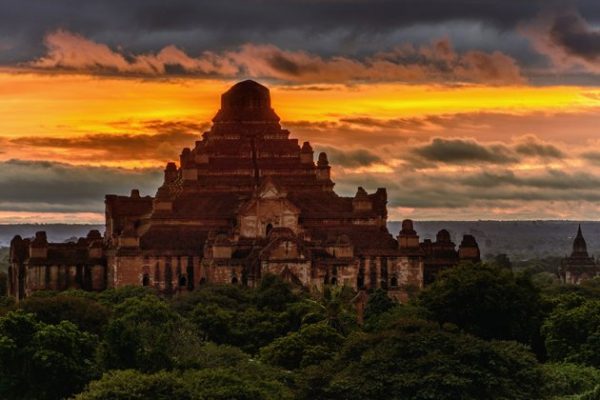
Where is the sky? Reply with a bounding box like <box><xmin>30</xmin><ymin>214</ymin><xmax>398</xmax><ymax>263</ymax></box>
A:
<box><xmin>0</xmin><ymin>0</ymin><xmax>599</xmax><ymax>223</ymax></box>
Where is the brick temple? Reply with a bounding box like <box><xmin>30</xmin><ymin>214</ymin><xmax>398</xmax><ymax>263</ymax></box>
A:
<box><xmin>9</xmin><ymin>80</ymin><xmax>480</xmax><ymax>300</ymax></box>
<box><xmin>561</xmin><ymin>225</ymin><xmax>600</xmax><ymax>284</ymax></box>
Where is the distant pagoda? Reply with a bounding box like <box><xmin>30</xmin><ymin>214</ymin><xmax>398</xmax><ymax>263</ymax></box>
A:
<box><xmin>560</xmin><ymin>225</ymin><xmax>600</xmax><ymax>284</ymax></box>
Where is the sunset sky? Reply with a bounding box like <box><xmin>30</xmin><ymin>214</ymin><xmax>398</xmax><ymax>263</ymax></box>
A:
<box><xmin>0</xmin><ymin>0</ymin><xmax>599</xmax><ymax>223</ymax></box>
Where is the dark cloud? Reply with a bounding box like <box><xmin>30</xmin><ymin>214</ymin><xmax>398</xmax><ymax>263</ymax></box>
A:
<box><xmin>581</xmin><ymin>151</ymin><xmax>600</xmax><ymax>165</ymax></box>
<box><xmin>1</xmin><ymin>0</ymin><xmax>597</xmax><ymax>83</ymax></box>
<box><xmin>514</xmin><ymin>136</ymin><xmax>564</xmax><ymax>158</ymax></box>
<box><xmin>26</xmin><ymin>32</ymin><xmax>524</xmax><ymax>84</ymax></box>
<box><xmin>317</xmin><ymin>146</ymin><xmax>382</xmax><ymax>167</ymax></box>
<box><xmin>0</xmin><ymin>160</ymin><xmax>161</xmax><ymax>213</ymax></box>
<box><xmin>413</xmin><ymin>138</ymin><xmax>517</xmax><ymax>164</ymax></box>
<box><xmin>333</xmin><ymin>166</ymin><xmax>600</xmax><ymax>213</ymax></box>
<box><xmin>549</xmin><ymin>13</ymin><xmax>600</xmax><ymax>62</ymax></box>
<box><xmin>459</xmin><ymin>169</ymin><xmax>600</xmax><ymax>191</ymax></box>
<box><xmin>9</xmin><ymin>121</ymin><xmax>204</xmax><ymax>163</ymax></box>
<box><xmin>0</xmin><ymin>0</ymin><xmax>549</xmax><ymax>60</ymax></box>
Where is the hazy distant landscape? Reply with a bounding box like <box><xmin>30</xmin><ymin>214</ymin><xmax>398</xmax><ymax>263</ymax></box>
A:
<box><xmin>0</xmin><ymin>220</ymin><xmax>593</xmax><ymax>260</ymax></box>
<box><xmin>395</xmin><ymin>220</ymin><xmax>595</xmax><ymax>260</ymax></box>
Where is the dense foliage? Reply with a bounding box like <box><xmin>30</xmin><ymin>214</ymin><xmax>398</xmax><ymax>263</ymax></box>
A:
<box><xmin>0</xmin><ymin>266</ymin><xmax>598</xmax><ymax>400</ymax></box>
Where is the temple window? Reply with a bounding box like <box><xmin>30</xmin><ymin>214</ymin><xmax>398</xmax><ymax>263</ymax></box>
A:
<box><xmin>369</xmin><ymin>257</ymin><xmax>377</xmax><ymax>288</ymax></box>
<box><xmin>380</xmin><ymin>257</ymin><xmax>388</xmax><ymax>289</ymax></box>
<box><xmin>358</xmin><ymin>257</ymin><xmax>365</xmax><ymax>289</ymax></box>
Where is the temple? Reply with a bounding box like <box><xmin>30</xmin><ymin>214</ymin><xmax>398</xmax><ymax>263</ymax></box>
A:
<box><xmin>560</xmin><ymin>225</ymin><xmax>600</xmax><ymax>284</ymax></box>
<box><xmin>8</xmin><ymin>80</ymin><xmax>480</xmax><ymax>300</ymax></box>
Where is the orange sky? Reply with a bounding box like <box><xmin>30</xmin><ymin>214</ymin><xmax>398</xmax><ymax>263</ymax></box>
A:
<box><xmin>0</xmin><ymin>71</ymin><xmax>597</xmax><ymax>142</ymax></box>
<box><xmin>1</xmin><ymin>70</ymin><xmax>600</xmax><ymax>222</ymax></box>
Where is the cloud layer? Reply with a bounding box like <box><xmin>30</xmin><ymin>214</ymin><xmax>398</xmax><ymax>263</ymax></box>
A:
<box><xmin>0</xmin><ymin>159</ymin><xmax>161</xmax><ymax>213</ymax></box>
<box><xmin>28</xmin><ymin>31</ymin><xmax>524</xmax><ymax>84</ymax></box>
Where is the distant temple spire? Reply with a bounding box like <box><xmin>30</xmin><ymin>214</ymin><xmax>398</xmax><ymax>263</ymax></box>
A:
<box><xmin>571</xmin><ymin>224</ymin><xmax>588</xmax><ymax>257</ymax></box>
<box><xmin>561</xmin><ymin>224</ymin><xmax>600</xmax><ymax>285</ymax></box>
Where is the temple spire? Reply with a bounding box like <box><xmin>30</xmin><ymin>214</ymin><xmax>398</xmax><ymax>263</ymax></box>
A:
<box><xmin>572</xmin><ymin>224</ymin><xmax>588</xmax><ymax>257</ymax></box>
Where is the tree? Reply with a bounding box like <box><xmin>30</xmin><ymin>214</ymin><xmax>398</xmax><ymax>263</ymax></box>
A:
<box><xmin>73</xmin><ymin>370</ymin><xmax>189</xmax><ymax>400</ymax></box>
<box><xmin>542</xmin><ymin>298</ymin><xmax>600</xmax><ymax>367</ymax></box>
<box><xmin>0</xmin><ymin>311</ymin><xmax>98</xmax><ymax>400</ymax></box>
<box><xmin>182</xmin><ymin>367</ymin><xmax>293</xmax><ymax>400</ymax></box>
<box><xmin>303</xmin><ymin>285</ymin><xmax>357</xmax><ymax>335</ymax></box>
<box><xmin>75</xmin><ymin>366</ymin><xmax>293</xmax><ymax>400</ymax></box>
<box><xmin>187</xmin><ymin>279</ymin><xmax>312</xmax><ymax>354</ymax></box>
<box><xmin>97</xmin><ymin>285</ymin><xmax>158</xmax><ymax>306</ymax></box>
<box><xmin>255</xmin><ymin>274</ymin><xmax>300</xmax><ymax>312</ymax></box>
<box><xmin>260</xmin><ymin>322</ymin><xmax>344</xmax><ymax>370</ymax></box>
<box><xmin>296</xmin><ymin>318</ymin><xmax>545</xmax><ymax>400</ymax></box>
<box><xmin>418</xmin><ymin>263</ymin><xmax>543</xmax><ymax>347</ymax></box>
<box><xmin>363</xmin><ymin>288</ymin><xmax>396</xmax><ymax>323</ymax></box>
<box><xmin>21</xmin><ymin>293</ymin><xmax>110</xmax><ymax>335</ymax></box>
<box><xmin>99</xmin><ymin>295</ymin><xmax>188</xmax><ymax>371</ymax></box>
<box><xmin>541</xmin><ymin>363</ymin><xmax>600</xmax><ymax>399</ymax></box>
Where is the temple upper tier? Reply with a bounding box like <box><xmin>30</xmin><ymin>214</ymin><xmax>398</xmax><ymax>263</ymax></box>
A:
<box><xmin>213</xmin><ymin>79</ymin><xmax>280</xmax><ymax>124</ymax></box>
<box><xmin>176</xmin><ymin>80</ymin><xmax>334</xmax><ymax>193</ymax></box>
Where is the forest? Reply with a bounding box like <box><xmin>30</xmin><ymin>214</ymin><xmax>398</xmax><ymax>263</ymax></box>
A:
<box><xmin>0</xmin><ymin>262</ymin><xmax>599</xmax><ymax>400</ymax></box>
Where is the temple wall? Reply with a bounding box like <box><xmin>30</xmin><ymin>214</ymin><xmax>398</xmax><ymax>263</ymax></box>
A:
<box><xmin>262</xmin><ymin>261</ymin><xmax>312</xmax><ymax>285</ymax></box>
<box><xmin>207</xmin><ymin>264</ymin><xmax>245</xmax><ymax>285</ymax></box>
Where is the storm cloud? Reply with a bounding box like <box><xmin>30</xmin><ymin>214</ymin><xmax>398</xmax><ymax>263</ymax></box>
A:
<box><xmin>413</xmin><ymin>138</ymin><xmax>517</xmax><ymax>164</ymax></box>
<box><xmin>0</xmin><ymin>160</ymin><xmax>161</xmax><ymax>213</ymax></box>
<box><xmin>27</xmin><ymin>31</ymin><xmax>524</xmax><ymax>84</ymax></box>
<box><xmin>0</xmin><ymin>1</ymin><xmax>598</xmax><ymax>83</ymax></box>
<box><xmin>550</xmin><ymin>13</ymin><xmax>600</xmax><ymax>63</ymax></box>
<box><xmin>317</xmin><ymin>146</ymin><xmax>383</xmax><ymax>168</ymax></box>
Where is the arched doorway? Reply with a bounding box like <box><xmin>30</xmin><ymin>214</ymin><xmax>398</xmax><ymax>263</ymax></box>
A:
<box><xmin>142</xmin><ymin>274</ymin><xmax>150</xmax><ymax>287</ymax></box>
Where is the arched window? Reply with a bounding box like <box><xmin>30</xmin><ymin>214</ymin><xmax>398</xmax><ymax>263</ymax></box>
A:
<box><xmin>231</xmin><ymin>276</ymin><xmax>239</xmax><ymax>284</ymax></box>
<box><xmin>380</xmin><ymin>257</ymin><xmax>388</xmax><ymax>290</ymax></box>
<box><xmin>330</xmin><ymin>277</ymin><xmax>337</xmax><ymax>285</ymax></box>
<box><xmin>266</xmin><ymin>223</ymin><xmax>273</xmax><ymax>236</ymax></box>
<box><xmin>390</xmin><ymin>276</ymin><xmax>398</xmax><ymax>287</ymax></box>
<box><xmin>142</xmin><ymin>274</ymin><xmax>150</xmax><ymax>287</ymax></box>
<box><xmin>179</xmin><ymin>276</ymin><xmax>187</xmax><ymax>287</ymax></box>
<box><xmin>186</xmin><ymin>257</ymin><xmax>194</xmax><ymax>291</ymax></box>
